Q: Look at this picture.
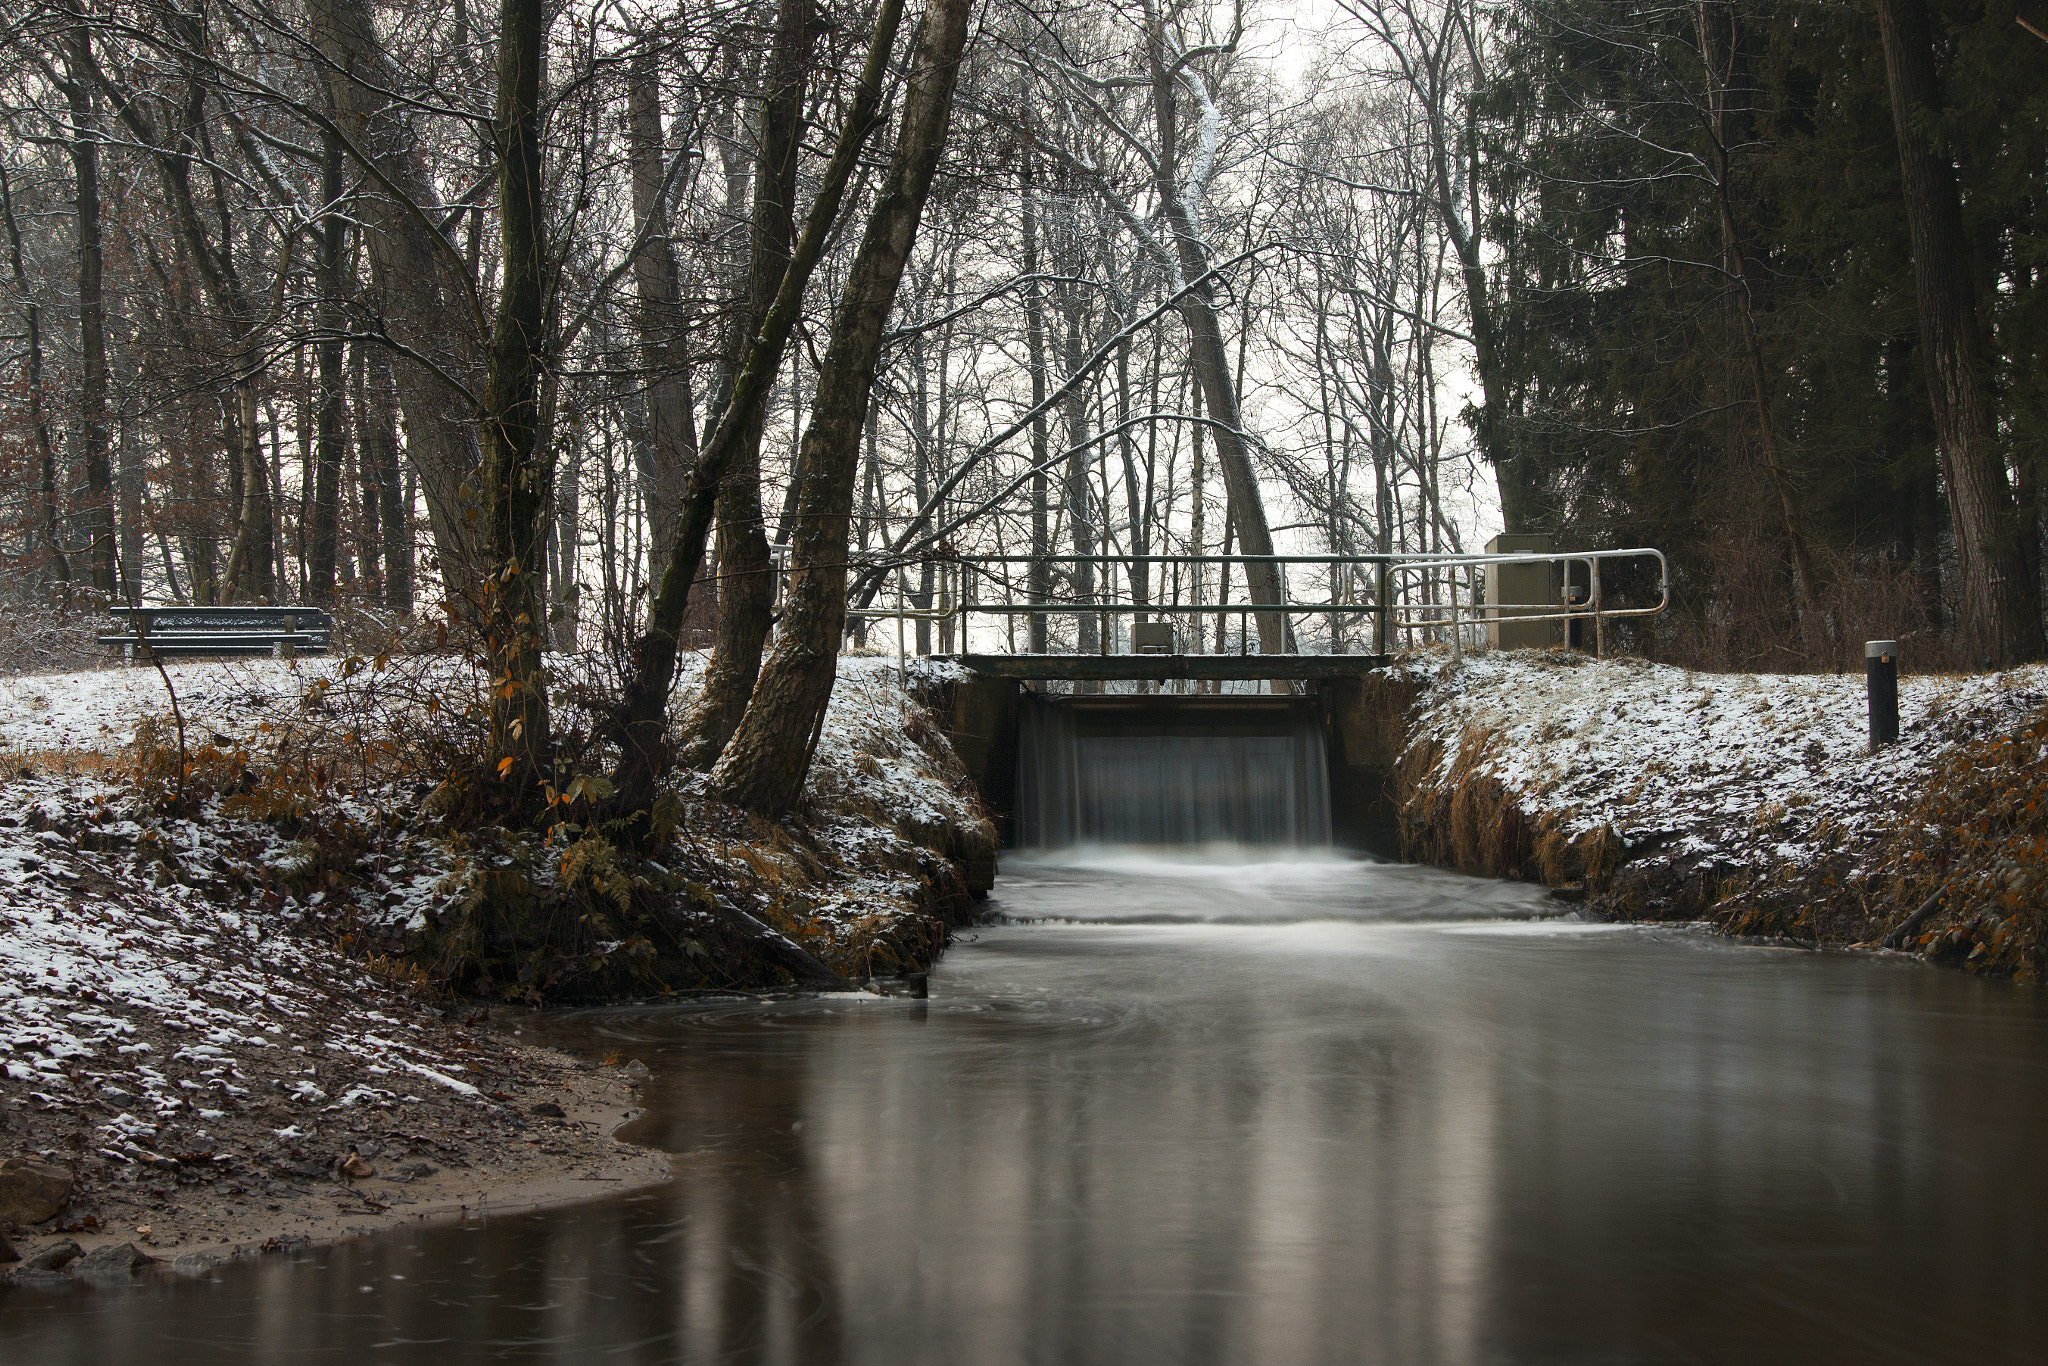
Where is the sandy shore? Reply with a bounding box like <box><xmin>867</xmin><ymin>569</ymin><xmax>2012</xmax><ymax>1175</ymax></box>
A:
<box><xmin>3</xmin><ymin>1029</ymin><xmax>670</xmax><ymax>1281</ymax></box>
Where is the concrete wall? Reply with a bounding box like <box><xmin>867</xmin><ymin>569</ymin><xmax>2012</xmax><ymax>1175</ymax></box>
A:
<box><xmin>1318</xmin><ymin>674</ymin><xmax>1423</xmax><ymax>857</ymax></box>
<box><xmin>933</xmin><ymin>675</ymin><xmax>1022</xmax><ymax>846</ymax></box>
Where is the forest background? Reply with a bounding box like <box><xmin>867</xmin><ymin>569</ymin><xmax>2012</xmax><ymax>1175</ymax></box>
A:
<box><xmin>3</xmin><ymin>0</ymin><xmax>2045</xmax><ymax>711</ymax></box>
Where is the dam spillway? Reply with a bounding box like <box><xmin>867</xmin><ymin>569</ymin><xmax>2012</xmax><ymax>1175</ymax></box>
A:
<box><xmin>1013</xmin><ymin>694</ymin><xmax>1333</xmax><ymax>848</ymax></box>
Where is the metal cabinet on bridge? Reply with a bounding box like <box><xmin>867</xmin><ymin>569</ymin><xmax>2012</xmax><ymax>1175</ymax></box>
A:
<box><xmin>100</xmin><ymin>606</ymin><xmax>333</xmax><ymax>661</ymax></box>
<box><xmin>1483</xmin><ymin>534</ymin><xmax>1560</xmax><ymax>650</ymax></box>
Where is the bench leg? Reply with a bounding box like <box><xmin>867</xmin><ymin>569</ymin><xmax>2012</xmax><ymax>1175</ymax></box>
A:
<box><xmin>275</xmin><ymin>640</ymin><xmax>296</xmax><ymax>662</ymax></box>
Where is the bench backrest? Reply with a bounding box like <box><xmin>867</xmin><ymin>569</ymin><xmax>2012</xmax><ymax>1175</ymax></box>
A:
<box><xmin>106</xmin><ymin>606</ymin><xmax>332</xmax><ymax>633</ymax></box>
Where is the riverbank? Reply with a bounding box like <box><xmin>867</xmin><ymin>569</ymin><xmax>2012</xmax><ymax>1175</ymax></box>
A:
<box><xmin>1392</xmin><ymin>649</ymin><xmax>2048</xmax><ymax>976</ymax></box>
<box><xmin>0</xmin><ymin>764</ymin><xmax>669</xmax><ymax>1278</ymax></box>
<box><xmin>0</xmin><ymin>652</ymin><xmax>993</xmax><ymax>1280</ymax></box>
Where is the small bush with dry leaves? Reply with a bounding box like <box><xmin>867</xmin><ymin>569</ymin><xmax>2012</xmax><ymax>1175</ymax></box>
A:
<box><xmin>1859</xmin><ymin>705</ymin><xmax>2048</xmax><ymax>978</ymax></box>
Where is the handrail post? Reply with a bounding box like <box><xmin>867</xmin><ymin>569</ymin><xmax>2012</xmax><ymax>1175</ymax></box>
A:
<box><xmin>1592</xmin><ymin>555</ymin><xmax>1604</xmax><ymax>659</ymax></box>
<box><xmin>1374</xmin><ymin>560</ymin><xmax>1392</xmax><ymax>655</ymax></box>
<box><xmin>1451</xmin><ymin>564</ymin><xmax>1463</xmax><ymax>662</ymax></box>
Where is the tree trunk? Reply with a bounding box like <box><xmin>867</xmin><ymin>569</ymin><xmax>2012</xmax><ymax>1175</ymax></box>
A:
<box><xmin>119</xmin><ymin>418</ymin><xmax>142</xmax><ymax>602</ymax></box>
<box><xmin>1022</xmin><ymin>162</ymin><xmax>1053</xmax><ymax>652</ymax></box>
<box><xmin>706</xmin><ymin>0</ymin><xmax>974</xmax><ymax>814</ymax></box>
<box><xmin>1873</xmin><ymin>0</ymin><xmax>2045</xmax><ymax>665</ymax></box>
<box><xmin>611</xmin><ymin>0</ymin><xmax>907</xmax><ymax>816</ymax></box>
<box><xmin>1143</xmin><ymin>23</ymin><xmax>1283</xmax><ymax>652</ymax></box>
<box><xmin>171</xmin><ymin>433</ymin><xmax>219</xmax><ymax>606</ymax></box>
<box><xmin>478</xmin><ymin>0</ymin><xmax>553</xmax><ymax>802</ymax></box>
<box><xmin>308</xmin><ymin>0</ymin><xmax>485</xmax><ymax>594</ymax></box>
<box><xmin>0</xmin><ymin>162</ymin><xmax>71</xmax><ymax>594</ymax></box>
<box><xmin>1058</xmin><ymin>282</ymin><xmax>1100</xmax><ymax>664</ymax></box>
<box><xmin>623</xmin><ymin>48</ymin><xmax>697</xmax><ymax>591</ymax></box>
<box><xmin>63</xmin><ymin>29</ymin><xmax>117</xmax><ymax>598</ymax></box>
<box><xmin>551</xmin><ymin>429</ymin><xmax>580</xmax><ymax>648</ymax></box>
<box><xmin>219</xmin><ymin>380</ymin><xmax>278</xmax><ymax>603</ymax></box>
<box><xmin>1117</xmin><ymin>335</ymin><xmax>1149</xmax><ymax>619</ymax></box>
<box><xmin>356</xmin><ymin>341</ymin><xmax>412</xmax><ymax>612</ymax></box>
<box><xmin>309</xmin><ymin>128</ymin><xmax>347</xmax><ymax>604</ymax></box>
<box><xmin>677</xmin><ymin>0</ymin><xmax>814</xmax><ymax>769</ymax></box>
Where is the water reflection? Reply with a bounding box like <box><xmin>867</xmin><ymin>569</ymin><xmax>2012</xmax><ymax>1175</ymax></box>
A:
<box><xmin>6</xmin><ymin>859</ymin><xmax>2048</xmax><ymax>1363</ymax></box>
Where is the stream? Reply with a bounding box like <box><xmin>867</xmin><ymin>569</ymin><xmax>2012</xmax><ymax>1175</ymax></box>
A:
<box><xmin>5</xmin><ymin>849</ymin><xmax>2048</xmax><ymax>1362</ymax></box>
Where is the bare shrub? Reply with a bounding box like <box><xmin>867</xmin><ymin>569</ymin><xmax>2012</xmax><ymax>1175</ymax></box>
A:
<box><xmin>1649</xmin><ymin>533</ymin><xmax>1969</xmax><ymax>676</ymax></box>
<box><xmin>0</xmin><ymin>598</ymin><xmax>109</xmax><ymax>677</ymax></box>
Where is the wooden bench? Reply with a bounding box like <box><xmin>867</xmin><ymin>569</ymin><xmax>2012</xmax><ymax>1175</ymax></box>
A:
<box><xmin>100</xmin><ymin>606</ymin><xmax>334</xmax><ymax>661</ymax></box>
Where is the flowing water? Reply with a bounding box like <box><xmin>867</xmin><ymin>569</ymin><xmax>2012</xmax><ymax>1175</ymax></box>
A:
<box><xmin>1013</xmin><ymin>696</ymin><xmax>1333</xmax><ymax>847</ymax></box>
<box><xmin>7</xmin><ymin>851</ymin><xmax>2048</xmax><ymax>1363</ymax></box>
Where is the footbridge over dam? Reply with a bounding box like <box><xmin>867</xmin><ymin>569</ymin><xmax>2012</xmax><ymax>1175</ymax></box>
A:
<box><xmin>851</xmin><ymin>547</ymin><xmax>1668</xmax><ymax>854</ymax></box>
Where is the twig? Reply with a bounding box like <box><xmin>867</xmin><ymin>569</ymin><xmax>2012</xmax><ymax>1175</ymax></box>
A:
<box><xmin>134</xmin><ymin>614</ymin><xmax>190</xmax><ymax>804</ymax></box>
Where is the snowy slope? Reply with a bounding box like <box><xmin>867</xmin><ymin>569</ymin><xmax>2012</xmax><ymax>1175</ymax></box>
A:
<box><xmin>1398</xmin><ymin>649</ymin><xmax>2048</xmax><ymax>887</ymax></box>
<box><xmin>0</xmin><ymin>650</ymin><xmax>987</xmax><ymax>1110</ymax></box>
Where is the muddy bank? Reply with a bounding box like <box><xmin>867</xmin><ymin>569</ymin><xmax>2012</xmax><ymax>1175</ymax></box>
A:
<box><xmin>1387</xmin><ymin>649</ymin><xmax>2048</xmax><ymax>975</ymax></box>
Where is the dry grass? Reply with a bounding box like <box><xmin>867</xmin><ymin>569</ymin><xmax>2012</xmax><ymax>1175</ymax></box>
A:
<box><xmin>0</xmin><ymin>746</ymin><xmax>122</xmax><ymax>777</ymax></box>
<box><xmin>1684</xmin><ymin>697</ymin><xmax>2048</xmax><ymax>973</ymax></box>
<box><xmin>1402</xmin><ymin>726</ymin><xmax>1529</xmax><ymax>880</ymax></box>
<box><xmin>1398</xmin><ymin>719</ymin><xmax>1626</xmax><ymax>894</ymax></box>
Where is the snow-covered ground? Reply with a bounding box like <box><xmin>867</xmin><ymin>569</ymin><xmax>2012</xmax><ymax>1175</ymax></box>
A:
<box><xmin>0</xmin><ymin>652</ymin><xmax>984</xmax><ymax>1098</ymax></box>
<box><xmin>0</xmin><ymin>658</ymin><xmax>326</xmax><ymax>757</ymax></box>
<box><xmin>0</xmin><ymin>649</ymin><xmax>989</xmax><ymax>1260</ymax></box>
<box><xmin>1397</xmin><ymin>649</ymin><xmax>2048</xmax><ymax>894</ymax></box>
<box><xmin>0</xmin><ymin>656</ymin><xmax>501</xmax><ymax>1153</ymax></box>
<box><xmin>0</xmin><ymin>758</ymin><xmax>663</xmax><ymax>1260</ymax></box>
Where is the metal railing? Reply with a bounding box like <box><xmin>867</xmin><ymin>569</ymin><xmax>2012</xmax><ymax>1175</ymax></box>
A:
<box><xmin>844</xmin><ymin>548</ymin><xmax>1668</xmax><ymax>661</ymax></box>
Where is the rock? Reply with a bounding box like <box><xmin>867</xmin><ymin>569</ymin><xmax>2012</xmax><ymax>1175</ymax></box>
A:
<box><xmin>338</xmin><ymin>1152</ymin><xmax>375</xmax><ymax>1179</ymax></box>
<box><xmin>22</xmin><ymin>1239</ymin><xmax>81</xmax><ymax>1272</ymax></box>
<box><xmin>399</xmin><ymin>1162</ymin><xmax>437</xmax><ymax>1179</ymax></box>
<box><xmin>529</xmin><ymin>1102</ymin><xmax>566</xmax><ymax>1119</ymax></box>
<box><xmin>622</xmin><ymin>1060</ymin><xmax>650</xmax><ymax>1079</ymax></box>
<box><xmin>356</xmin><ymin>1142</ymin><xmax>382</xmax><ymax>1160</ymax></box>
<box><xmin>76</xmin><ymin>1242</ymin><xmax>153</xmax><ymax>1277</ymax></box>
<box><xmin>170</xmin><ymin>1251</ymin><xmax>219</xmax><ymax>1278</ymax></box>
<box><xmin>0</xmin><ymin>1158</ymin><xmax>72</xmax><ymax>1225</ymax></box>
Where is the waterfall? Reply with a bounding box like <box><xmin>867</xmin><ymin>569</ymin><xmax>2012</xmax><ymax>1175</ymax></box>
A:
<box><xmin>1014</xmin><ymin>694</ymin><xmax>1333</xmax><ymax>847</ymax></box>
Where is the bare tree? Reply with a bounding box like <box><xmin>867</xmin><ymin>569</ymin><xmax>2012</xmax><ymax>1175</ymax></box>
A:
<box><xmin>707</xmin><ymin>0</ymin><xmax>975</xmax><ymax>812</ymax></box>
